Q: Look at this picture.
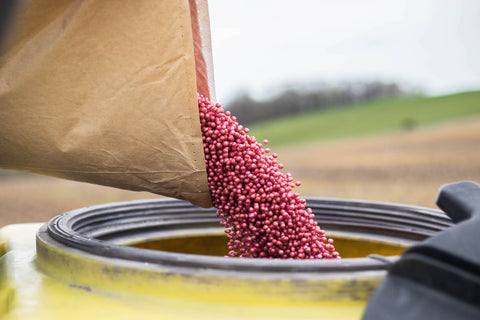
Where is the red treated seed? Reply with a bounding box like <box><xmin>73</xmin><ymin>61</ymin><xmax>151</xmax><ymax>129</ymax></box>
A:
<box><xmin>197</xmin><ymin>93</ymin><xmax>339</xmax><ymax>259</ymax></box>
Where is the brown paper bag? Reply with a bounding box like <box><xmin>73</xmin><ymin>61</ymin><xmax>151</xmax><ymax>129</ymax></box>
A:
<box><xmin>0</xmin><ymin>0</ymin><xmax>214</xmax><ymax>207</ymax></box>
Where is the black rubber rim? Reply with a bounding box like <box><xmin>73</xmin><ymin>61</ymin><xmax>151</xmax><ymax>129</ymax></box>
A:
<box><xmin>41</xmin><ymin>198</ymin><xmax>452</xmax><ymax>274</ymax></box>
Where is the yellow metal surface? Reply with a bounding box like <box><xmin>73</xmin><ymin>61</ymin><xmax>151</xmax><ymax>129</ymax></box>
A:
<box><xmin>0</xmin><ymin>223</ymin><xmax>400</xmax><ymax>319</ymax></box>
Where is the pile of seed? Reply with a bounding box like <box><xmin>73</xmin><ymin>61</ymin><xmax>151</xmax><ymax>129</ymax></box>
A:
<box><xmin>198</xmin><ymin>93</ymin><xmax>339</xmax><ymax>259</ymax></box>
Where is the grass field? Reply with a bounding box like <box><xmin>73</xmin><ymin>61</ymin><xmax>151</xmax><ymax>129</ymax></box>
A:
<box><xmin>0</xmin><ymin>91</ymin><xmax>479</xmax><ymax>227</ymax></box>
<box><xmin>249</xmin><ymin>91</ymin><xmax>480</xmax><ymax>147</ymax></box>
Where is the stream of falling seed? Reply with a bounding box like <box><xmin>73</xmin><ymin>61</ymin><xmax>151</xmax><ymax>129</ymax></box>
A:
<box><xmin>198</xmin><ymin>93</ymin><xmax>339</xmax><ymax>259</ymax></box>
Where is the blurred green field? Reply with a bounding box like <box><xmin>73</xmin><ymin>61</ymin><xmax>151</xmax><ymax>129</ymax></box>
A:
<box><xmin>250</xmin><ymin>91</ymin><xmax>480</xmax><ymax>147</ymax></box>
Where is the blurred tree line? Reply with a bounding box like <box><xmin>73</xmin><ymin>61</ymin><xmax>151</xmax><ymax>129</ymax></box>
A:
<box><xmin>226</xmin><ymin>81</ymin><xmax>413</xmax><ymax>125</ymax></box>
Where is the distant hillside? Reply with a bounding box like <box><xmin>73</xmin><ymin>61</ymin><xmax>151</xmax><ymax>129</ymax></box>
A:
<box><xmin>248</xmin><ymin>90</ymin><xmax>480</xmax><ymax>148</ymax></box>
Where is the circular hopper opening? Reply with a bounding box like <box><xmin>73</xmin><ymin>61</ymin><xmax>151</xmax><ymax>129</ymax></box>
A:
<box><xmin>35</xmin><ymin>197</ymin><xmax>452</xmax><ymax>319</ymax></box>
<box><xmin>39</xmin><ymin>197</ymin><xmax>452</xmax><ymax>270</ymax></box>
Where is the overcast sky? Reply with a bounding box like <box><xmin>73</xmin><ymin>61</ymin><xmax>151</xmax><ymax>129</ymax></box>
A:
<box><xmin>208</xmin><ymin>0</ymin><xmax>480</xmax><ymax>103</ymax></box>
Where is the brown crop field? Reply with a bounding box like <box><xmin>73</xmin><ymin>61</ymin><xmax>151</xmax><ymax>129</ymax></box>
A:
<box><xmin>278</xmin><ymin>115</ymin><xmax>480</xmax><ymax>209</ymax></box>
<box><xmin>1</xmin><ymin>116</ymin><xmax>479</xmax><ymax>227</ymax></box>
